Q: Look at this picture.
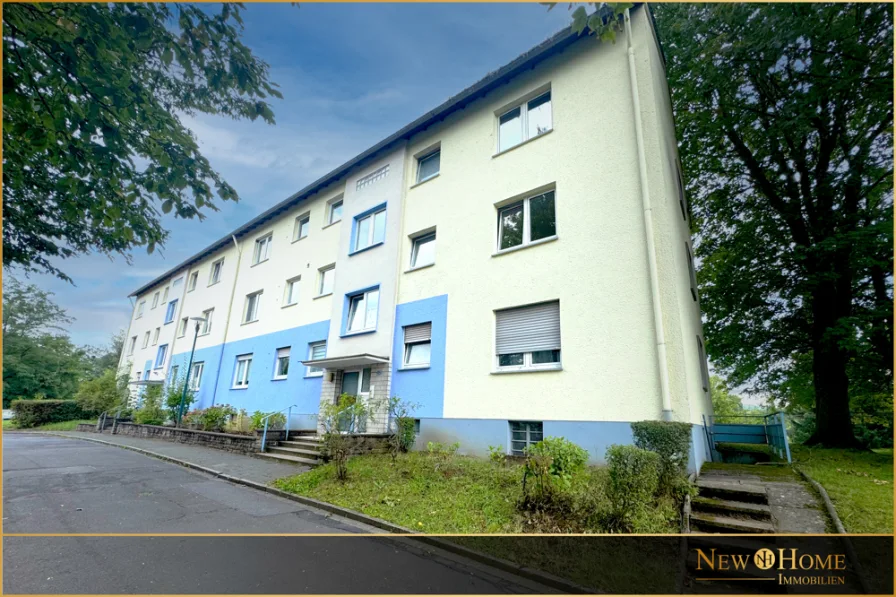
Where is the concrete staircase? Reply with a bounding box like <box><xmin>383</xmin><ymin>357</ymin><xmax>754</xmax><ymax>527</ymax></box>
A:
<box><xmin>690</xmin><ymin>477</ymin><xmax>775</xmax><ymax>534</ymax></box>
<box><xmin>257</xmin><ymin>430</ymin><xmax>323</xmax><ymax>467</ymax></box>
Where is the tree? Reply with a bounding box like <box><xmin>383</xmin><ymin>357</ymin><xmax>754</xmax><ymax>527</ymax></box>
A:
<box><xmin>2</xmin><ymin>275</ymin><xmax>73</xmax><ymax>336</ymax></box>
<box><xmin>649</xmin><ymin>3</ymin><xmax>892</xmax><ymax>447</ymax></box>
<box><xmin>709</xmin><ymin>376</ymin><xmax>745</xmax><ymax>420</ymax></box>
<box><xmin>3</xmin><ymin>2</ymin><xmax>285</xmax><ymax>282</ymax></box>
<box><xmin>82</xmin><ymin>329</ymin><xmax>126</xmax><ymax>379</ymax></box>
<box><xmin>74</xmin><ymin>368</ymin><xmax>129</xmax><ymax>415</ymax></box>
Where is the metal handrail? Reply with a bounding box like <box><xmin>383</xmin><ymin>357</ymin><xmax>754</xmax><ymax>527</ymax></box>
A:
<box><xmin>260</xmin><ymin>404</ymin><xmax>297</xmax><ymax>452</ymax></box>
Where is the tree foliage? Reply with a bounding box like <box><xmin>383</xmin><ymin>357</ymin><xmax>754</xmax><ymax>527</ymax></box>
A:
<box><xmin>2</xmin><ymin>2</ymin><xmax>284</xmax><ymax>281</ymax></box>
<box><xmin>652</xmin><ymin>3</ymin><xmax>893</xmax><ymax>446</ymax></box>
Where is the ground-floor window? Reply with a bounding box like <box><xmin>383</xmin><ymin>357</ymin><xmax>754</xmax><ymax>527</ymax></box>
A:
<box><xmin>509</xmin><ymin>421</ymin><xmax>543</xmax><ymax>456</ymax></box>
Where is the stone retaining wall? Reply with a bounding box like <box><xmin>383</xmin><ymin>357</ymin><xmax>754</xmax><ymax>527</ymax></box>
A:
<box><xmin>75</xmin><ymin>423</ymin><xmax>98</xmax><ymax>433</ymax></box>
<box><xmin>112</xmin><ymin>423</ymin><xmax>285</xmax><ymax>454</ymax></box>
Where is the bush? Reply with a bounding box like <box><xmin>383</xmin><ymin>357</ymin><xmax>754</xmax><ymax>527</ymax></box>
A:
<box><xmin>319</xmin><ymin>394</ymin><xmax>370</xmax><ymax>481</ymax></box>
<box><xmin>247</xmin><ymin>410</ymin><xmax>287</xmax><ymax>430</ymax></box>
<box><xmin>488</xmin><ymin>445</ymin><xmax>507</xmax><ymax>466</ymax></box>
<box><xmin>631</xmin><ymin>420</ymin><xmax>692</xmax><ymax>495</ymax></box>
<box><xmin>520</xmin><ymin>437</ymin><xmax>589</xmax><ymax>510</ymax></box>
<box><xmin>184</xmin><ymin>404</ymin><xmax>237</xmax><ymax>432</ymax></box>
<box><xmin>385</xmin><ymin>396</ymin><xmax>418</xmax><ymax>460</ymax></box>
<box><xmin>605</xmin><ymin>444</ymin><xmax>660</xmax><ymax>531</ymax></box>
<box><xmin>133</xmin><ymin>386</ymin><xmax>166</xmax><ymax>425</ymax></box>
<box><xmin>163</xmin><ymin>373</ymin><xmax>196</xmax><ymax>423</ymax></box>
<box><xmin>74</xmin><ymin>369</ymin><xmax>129</xmax><ymax>416</ymax></box>
<box><xmin>10</xmin><ymin>399</ymin><xmax>90</xmax><ymax>428</ymax></box>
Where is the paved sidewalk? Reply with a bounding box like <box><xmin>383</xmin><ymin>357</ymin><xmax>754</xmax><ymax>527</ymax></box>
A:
<box><xmin>35</xmin><ymin>430</ymin><xmax>308</xmax><ymax>485</ymax></box>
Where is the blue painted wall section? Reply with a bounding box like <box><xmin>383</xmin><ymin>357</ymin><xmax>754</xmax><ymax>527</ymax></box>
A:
<box><xmin>391</xmin><ymin>294</ymin><xmax>448</xmax><ymax>418</ymax></box>
<box><xmin>169</xmin><ymin>320</ymin><xmax>330</xmax><ymax>418</ymax></box>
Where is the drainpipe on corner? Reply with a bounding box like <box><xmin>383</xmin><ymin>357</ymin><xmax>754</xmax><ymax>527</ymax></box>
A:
<box><xmin>209</xmin><ymin>235</ymin><xmax>243</xmax><ymax>406</ymax></box>
<box><xmin>624</xmin><ymin>8</ymin><xmax>673</xmax><ymax>421</ymax></box>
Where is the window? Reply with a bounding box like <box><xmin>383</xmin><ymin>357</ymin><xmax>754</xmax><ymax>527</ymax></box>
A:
<box><xmin>495</xmin><ymin>301</ymin><xmax>561</xmax><ymax>371</ymax></box>
<box><xmin>136</xmin><ymin>301</ymin><xmax>145</xmax><ymax>318</ymax></box>
<box><xmin>677</xmin><ymin>164</ymin><xmax>688</xmax><ymax>222</ymax></box>
<box><xmin>151</xmin><ymin>292</ymin><xmax>160</xmax><ymax>309</ymax></box>
<box><xmin>352</xmin><ymin>206</ymin><xmax>386</xmax><ymax>252</ymax></box>
<box><xmin>142</xmin><ymin>331</ymin><xmax>150</xmax><ymax>348</ymax></box>
<box><xmin>244</xmin><ymin>291</ymin><xmax>262</xmax><ymax>323</ymax></box>
<box><xmin>686</xmin><ymin>244</ymin><xmax>698</xmax><ymax>302</ymax></box>
<box><xmin>345</xmin><ymin>288</ymin><xmax>379</xmax><ymax>334</ymax></box>
<box><xmin>410</xmin><ymin>232</ymin><xmax>436</xmax><ymax>269</ymax></box>
<box><xmin>169</xmin><ymin>365</ymin><xmax>179</xmax><ymax>384</ymax></box>
<box><xmin>328</xmin><ymin>199</ymin><xmax>343</xmax><ymax>225</ymax></box>
<box><xmin>284</xmin><ymin>276</ymin><xmax>300</xmax><ymax>307</ymax></box>
<box><xmin>697</xmin><ymin>336</ymin><xmax>710</xmax><ymax>392</ymax></box>
<box><xmin>498</xmin><ymin>90</ymin><xmax>552</xmax><ymax>153</ymax></box>
<box><xmin>127</xmin><ymin>336</ymin><xmax>137</xmax><ymax>356</ymax></box>
<box><xmin>356</xmin><ymin>164</ymin><xmax>390</xmax><ymax>190</ymax></box>
<box><xmin>200</xmin><ymin>309</ymin><xmax>214</xmax><ymax>335</ymax></box>
<box><xmin>416</xmin><ymin>149</ymin><xmax>440</xmax><ymax>183</ymax></box>
<box><xmin>510</xmin><ymin>421</ymin><xmax>544</xmax><ymax>456</ymax></box>
<box><xmin>172</xmin><ymin>277</ymin><xmax>183</xmax><ymax>289</ymax></box>
<box><xmin>155</xmin><ymin>344</ymin><xmax>168</xmax><ymax>368</ymax></box>
<box><xmin>497</xmin><ymin>190</ymin><xmax>556</xmax><ymax>251</ymax></box>
<box><xmin>306</xmin><ymin>342</ymin><xmax>327</xmax><ymax>376</ymax></box>
<box><xmin>189</xmin><ymin>362</ymin><xmax>204</xmax><ymax>391</ymax></box>
<box><xmin>178</xmin><ymin>317</ymin><xmax>188</xmax><ymax>338</ymax></box>
<box><xmin>188</xmin><ymin>272</ymin><xmax>198</xmax><ymax>292</ymax></box>
<box><xmin>232</xmin><ymin>354</ymin><xmax>252</xmax><ymax>388</ymax></box>
<box><xmin>253</xmin><ymin>234</ymin><xmax>273</xmax><ymax>265</ymax></box>
<box><xmin>164</xmin><ymin>300</ymin><xmax>178</xmax><ymax>324</ymax></box>
<box><xmin>318</xmin><ymin>265</ymin><xmax>335</xmax><ymax>296</ymax></box>
<box><xmin>162</xmin><ymin>286</ymin><xmax>169</xmax><ymax>303</ymax></box>
<box><xmin>293</xmin><ymin>213</ymin><xmax>311</xmax><ymax>241</ymax></box>
<box><xmin>403</xmin><ymin>322</ymin><xmax>432</xmax><ymax>368</ymax></box>
<box><xmin>209</xmin><ymin>258</ymin><xmax>224</xmax><ymax>285</ymax></box>
<box><xmin>273</xmin><ymin>347</ymin><xmax>290</xmax><ymax>380</ymax></box>
<box><xmin>152</xmin><ymin>327</ymin><xmax>160</xmax><ymax>346</ymax></box>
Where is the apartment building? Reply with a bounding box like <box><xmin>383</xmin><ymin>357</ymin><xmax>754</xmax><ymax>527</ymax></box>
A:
<box><xmin>119</xmin><ymin>5</ymin><xmax>714</xmax><ymax>471</ymax></box>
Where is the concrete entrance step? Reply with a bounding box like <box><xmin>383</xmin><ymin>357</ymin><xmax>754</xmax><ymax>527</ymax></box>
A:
<box><xmin>691</xmin><ymin>496</ymin><xmax>772</xmax><ymax>520</ymax></box>
<box><xmin>690</xmin><ymin>512</ymin><xmax>775</xmax><ymax>534</ymax></box>
<box><xmin>267</xmin><ymin>445</ymin><xmax>321</xmax><ymax>458</ymax></box>
<box><xmin>279</xmin><ymin>439</ymin><xmax>323</xmax><ymax>449</ymax></box>
<box><xmin>257</xmin><ymin>452</ymin><xmax>320</xmax><ymax>467</ymax></box>
<box><xmin>696</xmin><ymin>479</ymin><xmax>768</xmax><ymax>503</ymax></box>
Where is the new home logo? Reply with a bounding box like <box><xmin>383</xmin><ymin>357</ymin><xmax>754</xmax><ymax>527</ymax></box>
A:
<box><xmin>693</xmin><ymin>547</ymin><xmax>848</xmax><ymax>586</ymax></box>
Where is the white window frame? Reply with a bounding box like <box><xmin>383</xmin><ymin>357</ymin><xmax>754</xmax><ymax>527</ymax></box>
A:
<box><xmin>496</xmin><ymin>190</ymin><xmax>556</xmax><ymax>253</ymax></box>
<box><xmin>127</xmin><ymin>336</ymin><xmax>137</xmax><ymax>356</ymax></box>
<box><xmin>155</xmin><ymin>344</ymin><xmax>168</xmax><ymax>369</ymax></box>
<box><xmin>136</xmin><ymin>301</ymin><xmax>146</xmax><ymax>318</ymax></box>
<box><xmin>318</xmin><ymin>265</ymin><xmax>335</xmax><ymax>296</ymax></box>
<box><xmin>151</xmin><ymin>292</ymin><xmax>160</xmax><ymax>309</ymax></box>
<box><xmin>142</xmin><ymin>331</ymin><xmax>150</xmax><ymax>348</ymax></box>
<box><xmin>345</xmin><ymin>288</ymin><xmax>379</xmax><ymax>334</ymax></box>
<box><xmin>293</xmin><ymin>213</ymin><xmax>310</xmax><ymax>241</ymax></box>
<box><xmin>284</xmin><ymin>276</ymin><xmax>300</xmax><ymax>307</ymax></box>
<box><xmin>403</xmin><ymin>340</ymin><xmax>431</xmax><ymax>368</ymax></box>
<box><xmin>496</xmin><ymin>350</ymin><xmax>562</xmax><ymax>372</ymax></box>
<box><xmin>152</xmin><ymin>327</ymin><xmax>160</xmax><ymax>346</ymax></box>
<box><xmin>169</xmin><ymin>365</ymin><xmax>179</xmax><ymax>384</ymax></box>
<box><xmin>190</xmin><ymin>362</ymin><xmax>205</xmax><ymax>391</ymax></box>
<box><xmin>162</xmin><ymin>286</ymin><xmax>169</xmax><ymax>303</ymax></box>
<box><xmin>164</xmin><ymin>300</ymin><xmax>178</xmax><ymax>324</ymax></box>
<box><xmin>244</xmin><ymin>291</ymin><xmax>262</xmax><ymax>323</ymax></box>
<box><xmin>497</xmin><ymin>90</ymin><xmax>552</xmax><ymax>153</ymax></box>
<box><xmin>352</xmin><ymin>207</ymin><xmax>386</xmax><ymax>252</ymax></box>
<box><xmin>328</xmin><ymin>199</ymin><xmax>343</xmax><ymax>225</ymax></box>
<box><xmin>232</xmin><ymin>354</ymin><xmax>253</xmax><ymax>389</ymax></box>
<box><xmin>410</xmin><ymin>231</ymin><xmax>436</xmax><ymax>269</ymax></box>
<box><xmin>273</xmin><ymin>347</ymin><xmax>290</xmax><ymax>380</ymax></box>
<box><xmin>200</xmin><ymin>308</ymin><xmax>214</xmax><ymax>335</ymax></box>
<box><xmin>178</xmin><ymin>317</ymin><xmax>189</xmax><ymax>338</ymax></box>
<box><xmin>188</xmin><ymin>271</ymin><xmax>198</xmax><ymax>292</ymax></box>
<box><xmin>209</xmin><ymin>258</ymin><xmax>224</xmax><ymax>286</ymax></box>
<box><xmin>509</xmin><ymin>421</ymin><xmax>544</xmax><ymax>456</ymax></box>
<box><xmin>252</xmin><ymin>233</ymin><xmax>273</xmax><ymax>265</ymax></box>
<box><xmin>416</xmin><ymin>149</ymin><xmax>440</xmax><ymax>184</ymax></box>
<box><xmin>306</xmin><ymin>341</ymin><xmax>327</xmax><ymax>377</ymax></box>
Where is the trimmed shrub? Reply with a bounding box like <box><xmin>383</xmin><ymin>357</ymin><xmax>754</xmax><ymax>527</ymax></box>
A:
<box><xmin>631</xmin><ymin>420</ymin><xmax>692</xmax><ymax>494</ymax></box>
<box><xmin>133</xmin><ymin>386</ymin><xmax>166</xmax><ymax>425</ymax></box>
<box><xmin>10</xmin><ymin>399</ymin><xmax>90</xmax><ymax>428</ymax></box>
<box><xmin>520</xmin><ymin>437</ymin><xmax>589</xmax><ymax>510</ymax></box>
<box><xmin>606</xmin><ymin>444</ymin><xmax>660</xmax><ymax>531</ymax></box>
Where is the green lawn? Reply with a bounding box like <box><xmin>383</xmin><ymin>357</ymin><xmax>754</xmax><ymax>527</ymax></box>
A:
<box><xmin>2</xmin><ymin>419</ymin><xmax>95</xmax><ymax>432</ymax></box>
<box><xmin>791</xmin><ymin>445</ymin><xmax>893</xmax><ymax>533</ymax></box>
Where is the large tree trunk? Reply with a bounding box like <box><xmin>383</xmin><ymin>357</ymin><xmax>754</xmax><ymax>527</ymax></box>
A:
<box><xmin>805</xmin><ymin>260</ymin><xmax>860</xmax><ymax>448</ymax></box>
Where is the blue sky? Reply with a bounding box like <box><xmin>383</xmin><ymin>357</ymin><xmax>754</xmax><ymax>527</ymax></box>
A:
<box><xmin>10</xmin><ymin>3</ymin><xmax>573</xmax><ymax>349</ymax></box>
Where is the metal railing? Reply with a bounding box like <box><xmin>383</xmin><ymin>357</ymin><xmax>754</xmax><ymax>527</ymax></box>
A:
<box><xmin>260</xmin><ymin>404</ymin><xmax>297</xmax><ymax>452</ymax></box>
<box><xmin>705</xmin><ymin>411</ymin><xmax>792</xmax><ymax>463</ymax></box>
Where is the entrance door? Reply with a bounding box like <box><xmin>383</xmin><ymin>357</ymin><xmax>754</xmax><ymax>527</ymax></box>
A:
<box><xmin>340</xmin><ymin>368</ymin><xmax>371</xmax><ymax>432</ymax></box>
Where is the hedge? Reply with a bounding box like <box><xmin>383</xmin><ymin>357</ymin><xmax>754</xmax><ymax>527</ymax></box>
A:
<box><xmin>10</xmin><ymin>399</ymin><xmax>91</xmax><ymax>429</ymax></box>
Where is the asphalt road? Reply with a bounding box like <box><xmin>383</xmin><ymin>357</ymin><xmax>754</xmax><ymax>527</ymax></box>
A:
<box><xmin>3</xmin><ymin>434</ymin><xmax>556</xmax><ymax>594</ymax></box>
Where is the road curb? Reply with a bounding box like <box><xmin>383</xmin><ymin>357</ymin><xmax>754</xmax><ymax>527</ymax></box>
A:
<box><xmin>20</xmin><ymin>431</ymin><xmax>593</xmax><ymax>594</ymax></box>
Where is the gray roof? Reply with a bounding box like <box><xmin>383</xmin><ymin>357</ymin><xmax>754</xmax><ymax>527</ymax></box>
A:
<box><xmin>129</xmin><ymin>7</ymin><xmax>638</xmax><ymax>297</ymax></box>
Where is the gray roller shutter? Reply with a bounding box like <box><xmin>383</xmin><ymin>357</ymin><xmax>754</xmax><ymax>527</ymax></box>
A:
<box><xmin>404</xmin><ymin>322</ymin><xmax>432</xmax><ymax>344</ymax></box>
<box><xmin>495</xmin><ymin>301</ymin><xmax>560</xmax><ymax>354</ymax></box>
